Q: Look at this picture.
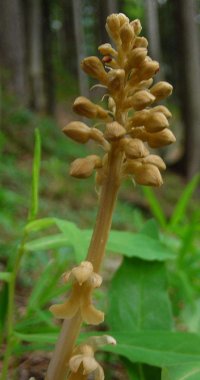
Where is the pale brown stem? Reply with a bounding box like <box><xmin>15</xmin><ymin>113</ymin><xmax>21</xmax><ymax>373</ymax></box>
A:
<box><xmin>45</xmin><ymin>314</ymin><xmax>82</xmax><ymax>380</ymax></box>
<box><xmin>87</xmin><ymin>144</ymin><xmax>123</xmax><ymax>271</ymax></box>
<box><xmin>45</xmin><ymin>143</ymin><xmax>123</xmax><ymax>380</ymax></box>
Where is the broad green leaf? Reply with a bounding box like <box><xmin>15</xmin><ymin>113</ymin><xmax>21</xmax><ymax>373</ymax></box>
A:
<box><xmin>106</xmin><ymin>231</ymin><xmax>174</xmax><ymax>261</ymax></box>
<box><xmin>142</xmin><ymin>187</ymin><xmax>167</xmax><ymax>228</ymax></box>
<box><xmin>0</xmin><ymin>272</ymin><xmax>12</xmax><ymax>282</ymax></box>
<box><xmin>103</xmin><ymin>331</ymin><xmax>200</xmax><ymax>367</ymax></box>
<box><xmin>24</xmin><ymin>234</ymin><xmax>70</xmax><ymax>252</ymax></box>
<box><xmin>169</xmin><ymin>174</ymin><xmax>200</xmax><ymax>228</ymax></box>
<box><xmin>107</xmin><ymin>258</ymin><xmax>173</xmax><ymax>331</ymax></box>
<box><xmin>25</xmin><ymin>219</ymin><xmax>174</xmax><ymax>261</ymax></box>
<box><xmin>28</xmin><ymin>128</ymin><xmax>41</xmax><ymax>222</ymax></box>
<box><xmin>140</xmin><ymin>219</ymin><xmax>159</xmax><ymax>239</ymax></box>
<box><xmin>162</xmin><ymin>364</ymin><xmax>200</xmax><ymax>380</ymax></box>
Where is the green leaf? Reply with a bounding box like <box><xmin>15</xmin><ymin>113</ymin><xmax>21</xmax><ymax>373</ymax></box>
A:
<box><xmin>103</xmin><ymin>331</ymin><xmax>200</xmax><ymax>367</ymax></box>
<box><xmin>180</xmin><ymin>300</ymin><xmax>200</xmax><ymax>333</ymax></box>
<box><xmin>142</xmin><ymin>187</ymin><xmax>167</xmax><ymax>228</ymax></box>
<box><xmin>25</xmin><ymin>217</ymin><xmax>56</xmax><ymax>233</ymax></box>
<box><xmin>53</xmin><ymin>219</ymin><xmax>86</xmax><ymax>262</ymax></box>
<box><xmin>0</xmin><ymin>272</ymin><xmax>12</xmax><ymax>282</ymax></box>
<box><xmin>25</xmin><ymin>218</ymin><xmax>174</xmax><ymax>261</ymax></box>
<box><xmin>162</xmin><ymin>364</ymin><xmax>200</xmax><ymax>380</ymax></box>
<box><xmin>24</xmin><ymin>234</ymin><xmax>70</xmax><ymax>252</ymax></box>
<box><xmin>26</xmin><ymin>260</ymin><xmax>68</xmax><ymax>311</ymax></box>
<box><xmin>169</xmin><ymin>174</ymin><xmax>200</xmax><ymax>228</ymax></box>
<box><xmin>106</xmin><ymin>231</ymin><xmax>174</xmax><ymax>261</ymax></box>
<box><xmin>107</xmin><ymin>258</ymin><xmax>173</xmax><ymax>331</ymax></box>
<box><xmin>28</xmin><ymin>128</ymin><xmax>41</xmax><ymax>221</ymax></box>
<box><xmin>14</xmin><ymin>331</ymin><xmax>58</xmax><ymax>344</ymax></box>
<box><xmin>140</xmin><ymin>219</ymin><xmax>159</xmax><ymax>239</ymax></box>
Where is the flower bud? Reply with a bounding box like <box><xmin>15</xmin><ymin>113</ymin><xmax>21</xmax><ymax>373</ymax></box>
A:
<box><xmin>104</xmin><ymin>121</ymin><xmax>126</xmax><ymax>141</ymax></box>
<box><xmin>134</xmin><ymin>164</ymin><xmax>163</xmax><ymax>187</ymax></box>
<box><xmin>128</xmin><ymin>110</ymin><xmax>148</xmax><ymax>127</ymax></box>
<box><xmin>118</xmin><ymin>13</ymin><xmax>129</xmax><ymax>26</ymax></box>
<box><xmin>128</xmin><ymin>90</ymin><xmax>155</xmax><ymax>111</ymax></box>
<box><xmin>130</xmin><ymin>126</ymin><xmax>148</xmax><ymax>141</ymax></box>
<box><xmin>138</xmin><ymin>59</ymin><xmax>160</xmax><ymax>81</ymax></box>
<box><xmin>81</xmin><ymin>56</ymin><xmax>108</xmax><ymax>84</ymax></box>
<box><xmin>130</xmin><ymin>19</ymin><xmax>142</xmax><ymax>35</ymax></box>
<box><xmin>106</xmin><ymin>14</ymin><xmax>120</xmax><ymax>41</ymax></box>
<box><xmin>73</xmin><ymin>97</ymin><xmax>111</xmax><ymax>120</ymax></box>
<box><xmin>126</xmin><ymin>48</ymin><xmax>147</xmax><ymax>70</ymax></box>
<box><xmin>134</xmin><ymin>36</ymin><xmax>148</xmax><ymax>48</ymax></box>
<box><xmin>137</xmin><ymin>78</ymin><xmax>153</xmax><ymax>90</ymax></box>
<box><xmin>70</xmin><ymin>155</ymin><xmax>101</xmax><ymax>178</ymax></box>
<box><xmin>142</xmin><ymin>155</ymin><xmax>166</xmax><ymax>170</ymax></box>
<box><xmin>107</xmin><ymin>69</ymin><xmax>125</xmax><ymax>93</ymax></box>
<box><xmin>150</xmin><ymin>105</ymin><xmax>172</xmax><ymax>119</ymax></box>
<box><xmin>122</xmin><ymin>137</ymin><xmax>149</xmax><ymax>158</ymax></box>
<box><xmin>98</xmin><ymin>43</ymin><xmax>117</xmax><ymax>56</ymax></box>
<box><xmin>144</xmin><ymin>112</ymin><xmax>169</xmax><ymax>132</ymax></box>
<box><xmin>147</xmin><ymin>129</ymin><xmax>176</xmax><ymax>148</ymax></box>
<box><xmin>90</xmin><ymin>128</ymin><xmax>104</xmax><ymax>143</ymax></box>
<box><xmin>120</xmin><ymin>23</ymin><xmax>135</xmax><ymax>51</ymax></box>
<box><xmin>150</xmin><ymin>81</ymin><xmax>173</xmax><ymax>100</ymax></box>
<box><xmin>62</xmin><ymin>121</ymin><xmax>91</xmax><ymax>143</ymax></box>
<box><xmin>86</xmin><ymin>335</ymin><xmax>117</xmax><ymax>351</ymax></box>
<box><xmin>124</xmin><ymin>159</ymin><xmax>143</xmax><ymax>175</ymax></box>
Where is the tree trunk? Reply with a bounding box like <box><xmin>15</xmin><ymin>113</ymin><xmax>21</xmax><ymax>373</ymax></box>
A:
<box><xmin>174</xmin><ymin>0</ymin><xmax>200</xmax><ymax>178</ymax></box>
<box><xmin>0</xmin><ymin>0</ymin><xmax>28</xmax><ymax>103</ymax></box>
<box><xmin>72</xmin><ymin>0</ymin><xmax>89</xmax><ymax>97</ymax></box>
<box><xmin>61</xmin><ymin>0</ymin><xmax>77</xmax><ymax>77</ymax></box>
<box><xmin>29</xmin><ymin>0</ymin><xmax>46</xmax><ymax>111</ymax></box>
<box><xmin>107</xmin><ymin>0</ymin><xmax>118</xmax><ymax>14</ymax></box>
<box><xmin>144</xmin><ymin>0</ymin><xmax>163</xmax><ymax>79</ymax></box>
<box><xmin>97</xmin><ymin>0</ymin><xmax>118</xmax><ymax>47</ymax></box>
<box><xmin>42</xmin><ymin>0</ymin><xmax>55</xmax><ymax>114</ymax></box>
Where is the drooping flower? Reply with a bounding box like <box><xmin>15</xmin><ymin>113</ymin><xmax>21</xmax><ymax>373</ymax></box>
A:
<box><xmin>50</xmin><ymin>261</ymin><xmax>104</xmax><ymax>325</ymax></box>
<box><xmin>68</xmin><ymin>336</ymin><xmax>116</xmax><ymax>380</ymax></box>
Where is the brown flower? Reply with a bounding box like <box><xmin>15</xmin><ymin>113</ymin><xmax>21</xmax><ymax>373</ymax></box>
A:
<box><xmin>50</xmin><ymin>261</ymin><xmax>104</xmax><ymax>325</ymax></box>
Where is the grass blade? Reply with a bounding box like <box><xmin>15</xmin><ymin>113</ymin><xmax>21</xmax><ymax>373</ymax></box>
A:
<box><xmin>28</xmin><ymin>128</ymin><xmax>41</xmax><ymax>222</ymax></box>
<box><xmin>169</xmin><ymin>174</ymin><xmax>200</xmax><ymax>228</ymax></box>
<box><xmin>142</xmin><ymin>187</ymin><xmax>167</xmax><ymax>228</ymax></box>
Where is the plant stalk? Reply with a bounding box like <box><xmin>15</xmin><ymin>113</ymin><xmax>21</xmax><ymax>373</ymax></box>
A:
<box><xmin>0</xmin><ymin>233</ymin><xmax>28</xmax><ymax>380</ymax></box>
<box><xmin>46</xmin><ymin>143</ymin><xmax>123</xmax><ymax>380</ymax></box>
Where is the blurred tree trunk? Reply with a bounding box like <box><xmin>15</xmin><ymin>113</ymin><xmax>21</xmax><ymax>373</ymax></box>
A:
<box><xmin>29</xmin><ymin>0</ymin><xmax>46</xmax><ymax>111</ymax></box>
<box><xmin>42</xmin><ymin>0</ymin><xmax>55</xmax><ymax>113</ymax></box>
<box><xmin>0</xmin><ymin>0</ymin><xmax>28</xmax><ymax>103</ymax></box>
<box><xmin>97</xmin><ymin>0</ymin><xmax>118</xmax><ymax>45</ymax></box>
<box><xmin>174</xmin><ymin>0</ymin><xmax>200</xmax><ymax>178</ymax></box>
<box><xmin>72</xmin><ymin>0</ymin><xmax>89</xmax><ymax>97</ymax></box>
<box><xmin>144</xmin><ymin>0</ymin><xmax>163</xmax><ymax>79</ymax></box>
<box><xmin>61</xmin><ymin>0</ymin><xmax>77</xmax><ymax>77</ymax></box>
<box><xmin>107</xmin><ymin>0</ymin><xmax>118</xmax><ymax>14</ymax></box>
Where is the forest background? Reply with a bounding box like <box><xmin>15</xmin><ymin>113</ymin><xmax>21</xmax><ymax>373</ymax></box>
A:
<box><xmin>1</xmin><ymin>0</ymin><xmax>200</xmax><ymax>379</ymax></box>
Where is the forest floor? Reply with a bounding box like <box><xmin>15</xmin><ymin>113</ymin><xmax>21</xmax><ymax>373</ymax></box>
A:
<box><xmin>1</xmin><ymin>102</ymin><xmax>197</xmax><ymax>379</ymax></box>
